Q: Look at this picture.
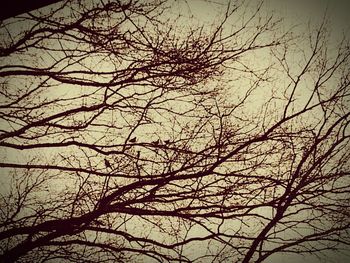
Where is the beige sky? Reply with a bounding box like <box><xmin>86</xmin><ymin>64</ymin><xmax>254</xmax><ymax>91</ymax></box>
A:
<box><xmin>185</xmin><ymin>0</ymin><xmax>349</xmax><ymax>35</ymax></box>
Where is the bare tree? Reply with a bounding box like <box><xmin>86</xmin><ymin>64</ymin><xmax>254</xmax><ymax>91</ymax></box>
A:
<box><xmin>0</xmin><ymin>0</ymin><xmax>349</xmax><ymax>262</ymax></box>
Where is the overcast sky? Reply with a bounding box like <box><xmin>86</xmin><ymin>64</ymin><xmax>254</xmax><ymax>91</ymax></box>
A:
<box><xmin>266</xmin><ymin>0</ymin><xmax>349</xmax><ymax>33</ymax></box>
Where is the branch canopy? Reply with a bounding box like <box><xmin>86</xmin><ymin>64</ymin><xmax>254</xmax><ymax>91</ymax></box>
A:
<box><xmin>0</xmin><ymin>0</ymin><xmax>349</xmax><ymax>262</ymax></box>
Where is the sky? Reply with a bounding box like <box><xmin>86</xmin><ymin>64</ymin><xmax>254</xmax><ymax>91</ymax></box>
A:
<box><xmin>266</xmin><ymin>0</ymin><xmax>349</xmax><ymax>38</ymax></box>
<box><xmin>185</xmin><ymin>0</ymin><xmax>349</xmax><ymax>37</ymax></box>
